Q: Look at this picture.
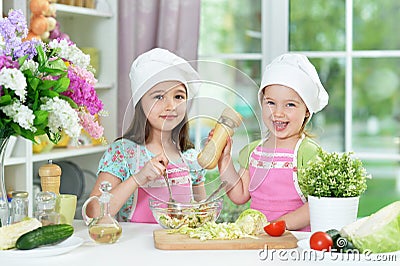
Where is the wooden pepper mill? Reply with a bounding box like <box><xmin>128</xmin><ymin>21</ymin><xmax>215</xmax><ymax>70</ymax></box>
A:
<box><xmin>39</xmin><ymin>160</ymin><xmax>62</xmax><ymax>194</ymax></box>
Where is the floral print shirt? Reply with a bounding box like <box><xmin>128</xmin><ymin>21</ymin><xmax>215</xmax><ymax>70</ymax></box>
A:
<box><xmin>97</xmin><ymin>139</ymin><xmax>205</xmax><ymax>221</ymax></box>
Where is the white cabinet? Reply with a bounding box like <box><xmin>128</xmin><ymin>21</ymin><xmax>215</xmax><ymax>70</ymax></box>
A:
<box><xmin>2</xmin><ymin>1</ymin><xmax>118</xmax><ymax>213</ymax></box>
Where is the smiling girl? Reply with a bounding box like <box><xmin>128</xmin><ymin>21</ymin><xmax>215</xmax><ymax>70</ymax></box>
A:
<box><xmin>218</xmin><ymin>54</ymin><xmax>329</xmax><ymax>231</ymax></box>
<box><xmin>86</xmin><ymin>48</ymin><xmax>206</xmax><ymax>223</ymax></box>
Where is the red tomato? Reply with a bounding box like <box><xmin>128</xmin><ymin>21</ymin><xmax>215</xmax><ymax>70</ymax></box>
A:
<box><xmin>309</xmin><ymin>231</ymin><xmax>333</xmax><ymax>251</ymax></box>
<box><xmin>263</xmin><ymin>221</ymin><xmax>286</xmax><ymax>237</ymax></box>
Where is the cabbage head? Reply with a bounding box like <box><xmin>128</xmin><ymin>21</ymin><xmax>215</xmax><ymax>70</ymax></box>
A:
<box><xmin>235</xmin><ymin>209</ymin><xmax>268</xmax><ymax>235</ymax></box>
<box><xmin>340</xmin><ymin>201</ymin><xmax>400</xmax><ymax>253</ymax></box>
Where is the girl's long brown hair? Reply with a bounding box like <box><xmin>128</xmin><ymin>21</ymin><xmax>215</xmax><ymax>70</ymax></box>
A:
<box><xmin>120</xmin><ymin>101</ymin><xmax>194</xmax><ymax>151</ymax></box>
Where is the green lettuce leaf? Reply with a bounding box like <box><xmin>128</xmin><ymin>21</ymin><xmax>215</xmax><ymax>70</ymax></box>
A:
<box><xmin>235</xmin><ymin>209</ymin><xmax>268</xmax><ymax>235</ymax></box>
<box><xmin>341</xmin><ymin>201</ymin><xmax>400</xmax><ymax>253</ymax></box>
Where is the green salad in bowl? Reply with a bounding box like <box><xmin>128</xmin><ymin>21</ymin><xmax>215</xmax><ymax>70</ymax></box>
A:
<box><xmin>149</xmin><ymin>197</ymin><xmax>223</xmax><ymax>229</ymax></box>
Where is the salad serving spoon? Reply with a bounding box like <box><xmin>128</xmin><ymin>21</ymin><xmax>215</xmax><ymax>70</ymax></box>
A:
<box><xmin>162</xmin><ymin>170</ymin><xmax>175</xmax><ymax>204</ymax></box>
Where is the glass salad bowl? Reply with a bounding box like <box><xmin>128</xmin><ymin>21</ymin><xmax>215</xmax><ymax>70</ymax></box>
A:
<box><xmin>149</xmin><ymin>197</ymin><xmax>223</xmax><ymax>229</ymax></box>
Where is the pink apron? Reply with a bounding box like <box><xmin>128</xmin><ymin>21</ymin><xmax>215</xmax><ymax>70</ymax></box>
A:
<box><xmin>130</xmin><ymin>162</ymin><xmax>192</xmax><ymax>223</ymax></box>
<box><xmin>248</xmin><ymin>145</ymin><xmax>310</xmax><ymax>231</ymax></box>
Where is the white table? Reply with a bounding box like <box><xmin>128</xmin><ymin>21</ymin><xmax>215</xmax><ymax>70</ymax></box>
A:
<box><xmin>2</xmin><ymin>221</ymin><xmax>398</xmax><ymax>266</ymax></box>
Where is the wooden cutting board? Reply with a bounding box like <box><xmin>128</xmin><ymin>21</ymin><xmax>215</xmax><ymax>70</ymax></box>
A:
<box><xmin>153</xmin><ymin>229</ymin><xmax>298</xmax><ymax>250</ymax></box>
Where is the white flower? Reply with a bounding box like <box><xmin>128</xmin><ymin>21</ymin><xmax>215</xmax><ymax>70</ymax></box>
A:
<box><xmin>0</xmin><ymin>100</ymin><xmax>36</xmax><ymax>132</ymax></box>
<box><xmin>40</xmin><ymin>97</ymin><xmax>82</xmax><ymax>140</ymax></box>
<box><xmin>0</xmin><ymin>68</ymin><xmax>27</xmax><ymax>101</ymax></box>
<box><xmin>48</xmin><ymin>39</ymin><xmax>90</xmax><ymax>69</ymax></box>
<box><xmin>20</xmin><ymin>59</ymin><xmax>39</xmax><ymax>73</ymax></box>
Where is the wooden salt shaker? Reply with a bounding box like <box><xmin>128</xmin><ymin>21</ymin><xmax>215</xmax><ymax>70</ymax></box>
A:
<box><xmin>39</xmin><ymin>160</ymin><xmax>62</xmax><ymax>194</ymax></box>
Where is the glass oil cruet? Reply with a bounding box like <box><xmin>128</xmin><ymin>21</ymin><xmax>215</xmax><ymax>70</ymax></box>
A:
<box><xmin>81</xmin><ymin>181</ymin><xmax>122</xmax><ymax>244</ymax></box>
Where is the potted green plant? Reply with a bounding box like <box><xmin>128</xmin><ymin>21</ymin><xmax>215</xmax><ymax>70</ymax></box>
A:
<box><xmin>298</xmin><ymin>148</ymin><xmax>371</xmax><ymax>232</ymax></box>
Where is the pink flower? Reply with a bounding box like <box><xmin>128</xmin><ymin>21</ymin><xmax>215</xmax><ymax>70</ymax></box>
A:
<box><xmin>62</xmin><ymin>65</ymin><xmax>103</xmax><ymax>115</ymax></box>
<box><xmin>78</xmin><ymin>111</ymin><xmax>104</xmax><ymax>139</ymax></box>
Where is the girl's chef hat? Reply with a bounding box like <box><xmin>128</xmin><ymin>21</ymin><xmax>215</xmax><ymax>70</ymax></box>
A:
<box><xmin>129</xmin><ymin>48</ymin><xmax>200</xmax><ymax>109</ymax></box>
<box><xmin>258</xmin><ymin>53</ymin><xmax>329</xmax><ymax>114</ymax></box>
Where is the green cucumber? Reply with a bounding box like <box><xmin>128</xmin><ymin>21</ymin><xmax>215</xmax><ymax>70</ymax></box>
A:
<box><xmin>325</xmin><ymin>229</ymin><xmax>341</xmax><ymax>243</ymax></box>
<box><xmin>16</xmin><ymin>224</ymin><xmax>74</xmax><ymax>250</ymax></box>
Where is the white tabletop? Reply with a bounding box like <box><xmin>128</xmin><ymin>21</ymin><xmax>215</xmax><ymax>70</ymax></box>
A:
<box><xmin>1</xmin><ymin>220</ymin><xmax>398</xmax><ymax>266</ymax></box>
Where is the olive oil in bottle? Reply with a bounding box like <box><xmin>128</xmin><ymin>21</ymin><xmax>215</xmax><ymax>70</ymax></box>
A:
<box><xmin>82</xmin><ymin>181</ymin><xmax>122</xmax><ymax>244</ymax></box>
<box><xmin>89</xmin><ymin>224</ymin><xmax>122</xmax><ymax>244</ymax></box>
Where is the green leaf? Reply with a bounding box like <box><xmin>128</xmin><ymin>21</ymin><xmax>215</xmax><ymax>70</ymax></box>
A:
<box><xmin>33</xmin><ymin>110</ymin><xmax>48</xmax><ymax>126</ymax></box>
<box><xmin>36</xmin><ymin>45</ymin><xmax>47</xmax><ymax>67</ymax></box>
<box><xmin>59</xmin><ymin>94</ymin><xmax>78</xmax><ymax>109</ymax></box>
<box><xmin>19</xmin><ymin>128</ymin><xmax>35</xmax><ymax>143</ymax></box>
<box><xmin>0</xmin><ymin>95</ymin><xmax>12</xmax><ymax>106</ymax></box>
<box><xmin>27</xmin><ymin>77</ymin><xmax>40</xmax><ymax>91</ymax></box>
<box><xmin>48</xmin><ymin>47</ymin><xmax>61</xmax><ymax>58</ymax></box>
<box><xmin>33</xmin><ymin>128</ymin><xmax>46</xmax><ymax>136</ymax></box>
<box><xmin>52</xmin><ymin>77</ymin><xmax>70</xmax><ymax>93</ymax></box>
<box><xmin>47</xmin><ymin>58</ymin><xmax>68</xmax><ymax>71</ymax></box>
<box><xmin>38</xmin><ymin>58</ymin><xmax>68</xmax><ymax>76</ymax></box>
<box><xmin>10</xmin><ymin>123</ymin><xmax>22</xmax><ymax>135</ymax></box>
<box><xmin>21</xmin><ymin>68</ymin><xmax>34</xmax><ymax>78</ymax></box>
<box><xmin>40</xmin><ymin>89</ymin><xmax>59</xmax><ymax>98</ymax></box>
<box><xmin>39</xmin><ymin>67</ymin><xmax>67</xmax><ymax>76</ymax></box>
<box><xmin>17</xmin><ymin>55</ymin><xmax>29</xmax><ymax>67</ymax></box>
<box><xmin>32</xmin><ymin>90</ymin><xmax>40</xmax><ymax>110</ymax></box>
<box><xmin>38</xmin><ymin>79</ymin><xmax>59</xmax><ymax>91</ymax></box>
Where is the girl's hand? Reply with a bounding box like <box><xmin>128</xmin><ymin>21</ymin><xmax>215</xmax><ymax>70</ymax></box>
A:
<box><xmin>203</xmin><ymin>128</ymin><xmax>214</xmax><ymax>145</ymax></box>
<box><xmin>218</xmin><ymin>136</ymin><xmax>232</xmax><ymax>175</ymax></box>
<box><xmin>132</xmin><ymin>153</ymin><xmax>168</xmax><ymax>186</ymax></box>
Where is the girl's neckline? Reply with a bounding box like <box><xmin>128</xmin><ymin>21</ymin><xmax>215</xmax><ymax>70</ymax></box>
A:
<box><xmin>257</xmin><ymin>146</ymin><xmax>295</xmax><ymax>153</ymax></box>
<box><xmin>261</xmin><ymin>135</ymin><xmax>302</xmax><ymax>150</ymax></box>
<box><xmin>143</xmin><ymin>144</ymin><xmax>185</xmax><ymax>165</ymax></box>
<box><xmin>121</xmin><ymin>138</ymin><xmax>186</xmax><ymax>165</ymax></box>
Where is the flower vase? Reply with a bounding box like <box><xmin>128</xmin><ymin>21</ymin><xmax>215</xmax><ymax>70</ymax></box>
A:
<box><xmin>0</xmin><ymin>137</ymin><xmax>10</xmax><ymax>227</ymax></box>
<box><xmin>308</xmin><ymin>195</ymin><xmax>359</xmax><ymax>232</ymax></box>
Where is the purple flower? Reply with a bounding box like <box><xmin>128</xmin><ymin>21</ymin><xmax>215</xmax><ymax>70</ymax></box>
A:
<box><xmin>14</xmin><ymin>39</ymin><xmax>42</xmax><ymax>59</ymax></box>
<box><xmin>0</xmin><ymin>23</ymin><xmax>19</xmax><ymax>56</ymax></box>
<box><xmin>0</xmin><ymin>55</ymin><xmax>19</xmax><ymax>70</ymax></box>
<box><xmin>0</xmin><ymin>9</ymin><xmax>29</xmax><ymax>59</ymax></box>
<box><xmin>6</xmin><ymin>9</ymin><xmax>28</xmax><ymax>37</ymax></box>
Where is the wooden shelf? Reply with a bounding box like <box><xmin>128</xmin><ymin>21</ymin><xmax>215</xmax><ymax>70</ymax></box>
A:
<box><xmin>32</xmin><ymin>145</ymin><xmax>107</xmax><ymax>162</ymax></box>
<box><xmin>55</xmin><ymin>3</ymin><xmax>113</xmax><ymax>18</ymax></box>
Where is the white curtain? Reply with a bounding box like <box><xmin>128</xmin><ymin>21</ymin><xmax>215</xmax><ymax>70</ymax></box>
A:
<box><xmin>117</xmin><ymin>0</ymin><xmax>201</xmax><ymax>136</ymax></box>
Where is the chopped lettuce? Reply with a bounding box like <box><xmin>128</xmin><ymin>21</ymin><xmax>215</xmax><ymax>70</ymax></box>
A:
<box><xmin>168</xmin><ymin>208</ymin><xmax>268</xmax><ymax>241</ymax></box>
<box><xmin>235</xmin><ymin>209</ymin><xmax>268</xmax><ymax>235</ymax></box>
<box><xmin>169</xmin><ymin>221</ymin><xmax>252</xmax><ymax>241</ymax></box>
<box><xmin>341</xmin><ymin>201</ymin><xmax>400</xmax><ymax>253</ymax></box>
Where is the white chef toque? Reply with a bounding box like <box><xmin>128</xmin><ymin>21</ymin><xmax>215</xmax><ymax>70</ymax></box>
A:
<box><xmin>129</xmin><ymin>48</ymin><xmax>200</xmax><ymax>109</ymax></box>
<box><xmin>258</xmin><ymin>53</ymin><xmax>329</xmax><ymax>114</ymax></box>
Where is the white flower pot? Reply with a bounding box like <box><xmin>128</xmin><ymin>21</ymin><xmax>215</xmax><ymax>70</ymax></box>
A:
<box><xmin>308</xmin><ymin>195</ymin><xmax>360</xmax><ymax>232</ymax></box>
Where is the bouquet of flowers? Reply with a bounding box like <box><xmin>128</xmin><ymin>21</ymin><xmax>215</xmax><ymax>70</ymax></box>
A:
<box><xmin>0</xmin><ymin>9</ymin><xmax>104</xmax><ymax>145</ymax></box>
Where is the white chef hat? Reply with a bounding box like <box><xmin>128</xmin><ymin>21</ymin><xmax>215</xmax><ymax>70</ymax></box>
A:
<box><xmin>258</xmin><ymin>53</ymin><xmax>329</xmax><ymax>114</ymax></box>
<box><xmin>129</xmin><ymin>48</ymin><xmax>200</xmax><ymax>109</ymax></box>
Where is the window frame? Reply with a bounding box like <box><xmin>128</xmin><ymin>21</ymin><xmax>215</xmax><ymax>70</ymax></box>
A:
<box><xmin>198</xmin><ymin>0</ymin><xmax>400</xmax><ymax>162</ymax></box>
